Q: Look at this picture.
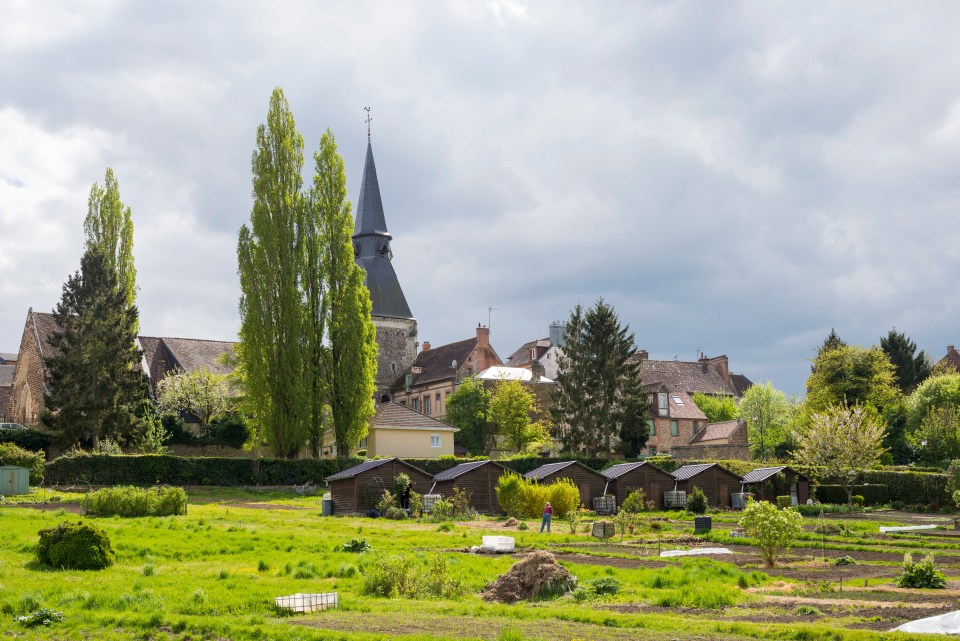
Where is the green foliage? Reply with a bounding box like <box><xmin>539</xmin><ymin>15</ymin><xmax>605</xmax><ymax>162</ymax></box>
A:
<box><xmin>832</xmin><ymin>555</ymin><xmax>856</xmax><ymax>566</ymax></box>
<box><xmin>793</xmin><ymin>605</ymin><xmax>823</xmax><ymax>616</ymax></box>
<box><xmin>621</xmin><ymin>488</ymin><xmax>647</xmax><ymax>513</ymax></box>
<box><xmin>909</xmin><ymin>404</ymin><xmax>960</xmax><ymax>465</ymax></box>
<box><xmin>686</xmin><ymin>486</ymin><xmax>707</xmax><ymax>514</ymax></box>
<box><xmin>375</xmin><ymin>490</ymin><xmax>396</xmax><ymax>514</ymax></box>
<box><xmin>383</xmin><ymin>506</ymin><xmax>407</xmax><ymax>520</ymax></box>
<box><xmin>37</xmin><ymin>521</ymin><xmax>115</xmax><ymax>570</ymax></box>
<box><xmin>134</xmin><ymin>411</ymin><xmax>170</xmax><ymax>454</ymax></box>
<box><xmin>805</xmin><ymin>345</ymin><xmax>900</xmax><ymax>414</ymax></box>
<box><xmin>895</xmin><ymin>553</ymin><xmax>946</xmax><ymax>589</ymax></box>
<box><xmin>446</xmin><ymin>377</ymin><xmax>493</xmax><ymax>455</ymax></box>
<box><xmin>738</xmin><ymin>381</ymin><xmax>795</xmax><ymax>460</ymax></box>
<box><xmin>361</xmin><ymin>554</ymin><xmax>462</xmax><ymax>598</ymax></box>
<box><xmin>489</xmin><ymin>379</ymin><xmax>550</xmax><ymax>454</ymax></box>
<box><xmin>157</xmin><ymin>367</ymin><xmax>233</xmax><ymax>430</ymax></box>
<box><xmin>44</xmin><ymin>248</ymin><xmax>145</xmax><ymax>448</ymax></box>
<box><xmin>881</xmin><ymin>329</ymin><xmax>931</xmax><ymax>395</ymax></box>
<box><xmin>392</xmin><ymin>473</ymin><xmax>411</xmax><ymax>497</ymax></box>
<box><xmin>0</xmin><ymin>441</ymin><xmax>45</xmax><ymax>483</ymax></box>
<box><xmin>338</xmin><ymin>538</ymin><xmax>371</xmax><ymax>553</ymax></box>
<box><xmin>0</xmin><ymin>427</ymin><xmax>54</xmax><ymax>453</ymax></box>
<box><xmin>83</xmin><ymin>486</ymin><xmax>187</xmax><ymax>517</ymax></box>
<box><xmin>814</xmin><ymin>485</ymin><xmax>888</xmax><ymax>505</ymax></box>
<box><xmin>692</xmin><ymin>393</ymin><xmax>738</xmax><ymax>423</ymax></box>
<box><xmin>16</xmin><ymin>607</ymin><xmax>64</xmax><ymax>628</ymax></box>
<box><xmin>851</xmin><ymin>495</ymin><xmax>864</xmax><ymax>507</ymax></box>
<box><xmin>552</xmin><ymin>299</ymin><xmax>648</xmax><ymax>457</ymax></box>
<box><xmin>907</xmin><ymin>374</ymin><xmax>960</xmax><ymax>433</ymax></box>
<box><xmin>738</xmin><ymin>499</ymin><xmax>804</xmax><ymax>567</ymax></box>
<box><xmin>775</xmin><ymin>495</ymin><xmax>792</xmax><ymax>509</ymax></box>
<box><xmin>84</xmin><ymin>167</ymin><xmax>137</xmax><ymax>311</ymax></box>
<box><xmin>495</xmin><ymin>472</ymin><xmax>579</xmax><ymax>519</ymax></box>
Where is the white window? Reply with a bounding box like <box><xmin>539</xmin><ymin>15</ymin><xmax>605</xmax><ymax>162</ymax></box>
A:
<box><xmin>672</xmin><ymin>395</ymin><xmax>683</xmax><ymax>405</ymax></box>
<box><xmin>658</xmin><ymin>392</ymin><xmax>668</xmax><ymax>416</ymax></box>
<box><xmin>430</xmin><ymin>434</ymin><xmax>441</xmax><ymax>448</ymax></box>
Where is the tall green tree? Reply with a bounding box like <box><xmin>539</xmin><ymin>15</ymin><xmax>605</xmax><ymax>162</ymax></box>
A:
<box><xmin>84</xmin><ymin>168</ymin><xmax>137</xmax><ymax>310</ymax></box>
<box><xmin>880</xmin><ymin>329</ymin><xmax>931</xmax><ymax>395</ymax></box>
<box><xmin>446</xmin><ymin>377</ymin><xmax>493</xmax><ymax>455</ymax></box>
<box><xmin>311</xmin><ymin>130</ymin><xmax>377</xmax><ymax>457</ymax></box>
<box><xmin>237</xmin><ymin>88</ymin><xmax>310</xmax><ymax>458</ymax></box>
<box><xmin>737</xmin><ymin>382</ymin><xmax>793</xmax><ymax>461</ymax></box>
<box><xmin>692</xmin><ymin>392</ymin><xmax>739</xmax><ymax>423</ymax></box>
<box><xmin>806</xmin><ymin>344</ymin><xmax>900</xmax><ymax>414</ymax></box>
<box><xmin>812</xmin><ymin>328</ymin><xmax>846</xmax><ymax>372</ymax></box>
<box><xmin>45</xmin><ymin>248</ymin><xmax>145</xmax><ymax>448</ymax></box>
<box><xmin>906</xmin><ymin>373</ymin><xmax>960</xmax><ymax>433</ymax></box>
<box><xmin>489</xmin><ymin>379</ymin><xmax>549</xmax><ymax>453</ymax></box>
<box><xmin>551</xmin><ymin>298</ymin><xmax>647</xmax><ymax>457</ymax></box>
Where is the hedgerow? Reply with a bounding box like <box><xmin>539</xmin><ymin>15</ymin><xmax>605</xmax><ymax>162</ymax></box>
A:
<box><xmin>83</xmin><ymin>486</ymin><xmax>187</xmax><ymax>517</ymax></box>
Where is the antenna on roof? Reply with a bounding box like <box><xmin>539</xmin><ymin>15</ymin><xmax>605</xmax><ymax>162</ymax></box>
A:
<box><xmin>488</xmin><ymin>306</ymin><xmax>499</xmax><ymax>330</ymax></box>
<box><xmin>364</xmin><ymin>106</ymin><xmax>372</xmax><ymax>142</ymax></box>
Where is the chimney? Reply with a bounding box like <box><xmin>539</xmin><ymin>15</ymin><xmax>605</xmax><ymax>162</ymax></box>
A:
<box><xmin>531</xmin><ymin>360</ymin><xmax>545</xmax><ymax>383</ymax></box>
<box><xmin>476</xmin><ymin>324</ymin><xmax>490</xmax><ymax>349</ymax></box>
<box><xmin>708</xmin><ymin>355</ymin><xmax>731</xmax><ymax>388</ymax></box>
<box><xmin>548</xmin><ymin>321</ymin><xmax>566</xmax><ymax>347</ymax></box>
<box><xmin>699</xmin><ymin>352</ymin><xmax>710</xmax><ymax>373</ymax></box>
<box><xmin>636</xmin><ymin>349</ymin><xmax>649</xmax><ymax>361</ymax></box>
<box><xmin>476</xmin><ymin>324</ymin><xmax>493</xmax><ymax>371</ymax></box>
<box><xmin>949</xmin><ymin>345</ymin><xmax>956</xmax><ymax>354</ymax></box>
<box><xmin>422</xmin><ymin>341</ymin><xmax>431</xmax><ymax>352</ymax></box>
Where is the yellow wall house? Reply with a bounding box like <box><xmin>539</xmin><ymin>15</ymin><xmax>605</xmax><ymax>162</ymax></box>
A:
<box><xmin>366</xmin><ymin>402</ymin><xmax>459</xmax><ymax>458</ymax></box>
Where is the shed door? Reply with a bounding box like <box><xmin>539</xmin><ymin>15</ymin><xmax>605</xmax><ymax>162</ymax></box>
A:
<box><xmin>578</xmin><ymin>483</ymin><xmax>589</xmax><ymax>507</ymax></box>
<box><xmin>718</xmin><ymin>483</ymin><xmax>730</xmax><ymax>508</ymax></box>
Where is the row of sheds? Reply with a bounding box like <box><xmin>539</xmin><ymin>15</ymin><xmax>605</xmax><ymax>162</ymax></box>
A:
<box><xmin>325</xmin><ymin>458</ymin><xmax>810</xmax><ymax>516</ymax></box>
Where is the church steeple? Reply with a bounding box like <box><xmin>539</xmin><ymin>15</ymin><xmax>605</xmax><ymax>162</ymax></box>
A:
<box><xmin>353</xmin><ymin>137</ymin><xmax>413</xmax><ymax>320</ymax></box>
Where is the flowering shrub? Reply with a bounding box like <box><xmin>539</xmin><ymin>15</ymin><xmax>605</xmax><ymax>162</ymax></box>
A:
<box><xmin>738</xmin><ymin>499</ymin><xmax>804</xmax><ymax>567</ymax></box>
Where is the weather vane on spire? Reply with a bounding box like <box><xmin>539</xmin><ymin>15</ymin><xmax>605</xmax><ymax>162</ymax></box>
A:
<box><xmin>364</xmin><ymin>106</ymin><xmax>372</xmax><ymax>142</ymax></box>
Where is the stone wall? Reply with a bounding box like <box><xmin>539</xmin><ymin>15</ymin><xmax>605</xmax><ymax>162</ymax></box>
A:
<box><xmin>372</xmin><ymin>315</ymin><xmax>417</xmax><ymax>401</ymax></box>
<box><xmin>7</xmin><ymin>312</ymin><xmax>44</xmax><ymax>425</ymax></box>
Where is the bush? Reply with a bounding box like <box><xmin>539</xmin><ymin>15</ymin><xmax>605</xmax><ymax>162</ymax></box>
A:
<box><xmin>495</xmin><ymin>472</ymin><xmax>578</xmax><ymax>519</ymax></box>
<box><xmin>0</xmin><ymin>442</ymin><xmax>45</xmax><ymax>483</ymax></box>
<box><xmin>621</xmin><ymin>488</ymin><xmax>647</xmax><ymax>514</ymax></box>
<box><xmin>686</xmin><ymin>487</ymin><xmax>707</xmax><ymax>515</ymax></box>
<box><xmin>852</xmin><ymin>495</ymin><xmax>865</xmax><ymax>507</ymax></box>
<box><xmin>588</xmin><ymin>577</ymin><xmax>621</xmax><ymax>596</ymax></box>
<box><xmin>738</xmin><ymin>499</ymin><xmax>804</xmax><ymax>568</ymax></box>
<box><xmin>16</xmin><ymin>608</ymin><xmax>64</xmax><ymax>628</ymax></box>
<box><xmin>375</xmin><ymin>490</ymin><xmax>396</xmax><ymax>515</ymax></box>
<box><xmin>896</xmin><ymin>554</ymin><xmax>946</xmax><ymax>589</ymax></box>
<box><xmin>832</xmin><ymin>556</ymin><xmax>856</xmax><ymax>566</ymax></box>
<box><xmin>338</xmin><ymin>538</ymin><xmax>371</xmax><ymax>553</ymax></box>
<box><xmin>393</xmin><ymin>473</ymin><xmax>411</xmax><ymax>497</ymax></box>
<box><xmin>430</xmin><ymin>499</ymin><xmax>453</xmax><ymax>519</ymax></box>
<box><xmin>362</xmin><ymin>554</ymin><xmax>462</xmax><ymax>598</ymax></box>
<box><xmin>37</xmin><ymin>521</ymin><xmax>115</xmax><ymax>570</ymax></box>
<box><xmin>0</xmin><ymin>427</ymin><xmax>54</xmax><ymax>454</ymax></box>
<box><xmin>383</xmin><ymin>506</ymin><xmax>407</xmax><ymax>520</ymax></box>
<box><xmin>776</xmin><ymin>495</ymin><xmax>792</xmax><ymax>509</ymax></box>
<box><xmin>83</xmin><ymin>486</ymin><xmax>187</xmax><ymax>517</ymax></box>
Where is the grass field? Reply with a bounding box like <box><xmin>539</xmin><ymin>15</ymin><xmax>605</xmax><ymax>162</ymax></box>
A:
<box><xmin>2</xmin><ymin>488</ymin><xmax>959</xmax><ymax>640</ymax></box>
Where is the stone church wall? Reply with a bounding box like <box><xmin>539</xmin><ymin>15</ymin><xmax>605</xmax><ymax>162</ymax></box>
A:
<box><xmin>373</xmin><ymin>315</ymin><xmax>417</xmax><ymax>400</ymax></box>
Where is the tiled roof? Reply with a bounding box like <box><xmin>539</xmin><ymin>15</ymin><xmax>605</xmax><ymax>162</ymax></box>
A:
<box><xmin>394</xmin><ymin>337</ymin><xmax>478</xmax><ymax>390</ymax></box>
<box><xmin>32</xmin><ymin>312</ymin><xmax>61</xmax><ymax>359</ymax></box>
<box><xmin>742</xmin><ymin>466</ymin><xmax>790</xmax><ymax>484</ymax></box>
<box><xmin>505</xmin><ymin>338</ymin><xmax>548</xmax><ymax>368</ymax></box>
<box><xmin>939</xmin><ymin>347</ymin><xmax>960</xmax><ymax>372</ymax></box>
<box><xmin>0</xmin><ymin>352</ymin><xmax>16</xmax><ymax>363</ymax></box>
<box><xmin>602</xmin><ymin>461</ymin><xmax>658</xmax><ymax>480</ymax></box>
<box><xmin>523</xmin><ymin>460</ymin><xmax>598</xmax><ymax>480</ymax></box>
<box><xmin>0</xmin><ymin>364</ymin><xmax>14</xmax><ymax>387</ymax></box>
<box><xmin>730</xmin><ymin>374</ymin><xmax>753</xmax><ymax>397</ymax></box>
<box><xmin>325</xmin><ymin>458</ymin><xmax>395</xmax><ymax>481</ymax></box>
<box><xmin>666</xmin><ymin>390</ymin><xmax>708</xmax><ymax>420</ymax></box>
<box><xmin>371</xmin><ymin>402</ymin><xmax>458</xmax><ymax>432</ymax></box>
<box><xmin>433</xmin><ymin>460</ymin><xmax>504</xmax><ymax>481</ymax></box>
<box><xmin>636</xmin><ymin>358</ymin><xmax>735</xmax><ymax>396</ymax></box>
<box><xmin>160</xmin><ymin>337</ymin><xmax>235</xmax><ymax>374</ymax></box>
<box><xmin>672</xmin><ymin>463</ymin><xmax>716</xmax><ymax>481</ymax></box>
<box><xmin>689</xmin><ymin>420</ymin><xmax>743</xmax><ymax>444</ymax></box>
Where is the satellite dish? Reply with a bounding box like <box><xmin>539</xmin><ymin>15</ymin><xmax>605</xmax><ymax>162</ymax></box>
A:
<box><xmin>451</xmin><ymin>359</ymin><xmax>458</xmax><ymax>369</ymax></box>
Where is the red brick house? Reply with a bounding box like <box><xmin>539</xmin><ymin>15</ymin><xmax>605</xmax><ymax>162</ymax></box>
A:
<box><xmin>671</xmin><ymin>419</ymin><xmax>750</xmax><ymax>460</ymax></box>
<box><xmin>643</xmin><ymin>383</ymin><xmax>708</xmax><ymax>455</ymax></box>
<box><xmin>937</xmin><ymin>345</ymin><xmax>960</xmax><ymax>374</ymax></box>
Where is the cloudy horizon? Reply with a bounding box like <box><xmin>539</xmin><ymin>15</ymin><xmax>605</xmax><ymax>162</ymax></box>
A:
<box><xmin>3</xmin><ymin>1</ymin><xmax>959</xmax><ymax>397</ymax></box>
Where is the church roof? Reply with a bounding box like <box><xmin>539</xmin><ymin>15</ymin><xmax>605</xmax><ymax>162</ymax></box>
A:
<box><xmin>353</xmin><ymin>142</ymin><xmax>413</xmax><ymax>320</ymax></box>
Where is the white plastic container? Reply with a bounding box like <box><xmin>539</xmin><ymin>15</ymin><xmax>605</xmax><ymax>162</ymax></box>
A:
<box><xmin>274</xmin><ymin>592</ymin><xmax>338</xmax><ymax>613</ymax></box>
<box><xmin>481</xmin><ymin>536</ymin><xmax>515</xmax><ymax>553</ymax></box>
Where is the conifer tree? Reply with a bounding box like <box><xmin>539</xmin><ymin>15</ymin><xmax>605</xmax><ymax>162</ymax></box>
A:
<box><xmin>84</xmin><ymin>168</ymin><xmax>137</xmax><ymax>310</ymax></box>
<box><xmin>551</xmin><ymin>298</ymin><xmax>648</xmax><ymax>457</ymax></box>
<box><xmin>45</xmin><ymin>248</ymin><xmax>144</xmax><ymax>448</ymax></box>
<box><xmin>237</xmin><ymin>88</ymin><xmax>310</xmax><ymax>458</ymax></box>
<box><xmin>880</xmin><ymin>329</ymin><xmax>931</xmax><ymax>394</ymax></box>
<box><xmin>310</xmin><ymin>129</ymin><xmax>378</xmax><ymax>456</ymax></box>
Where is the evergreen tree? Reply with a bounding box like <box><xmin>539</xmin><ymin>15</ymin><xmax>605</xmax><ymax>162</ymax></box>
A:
<box><xmin>812</xmin><ymin>328</ymin><xmax>846</xmax><ymax>372</ymax></box>
<box><xmin>445</xmin><ymin>376</ymin><xmax>493</xmax><ymax>455</ymax></box>
<box><xmin>311</xmin><ymin>129</ymin><xmax>378</xmax><ymax>457</ymax></box>
<box><xmin>551</xmin><ymin>298</ymin><xmax>648</xmax><ymax>457</ymax></box>
<box><xmin>880</xmin><ymin>329</ymin><xmax>931</xmax><ymax>394</ymax></box>
<box><xmin>84</xmin><ymin>168</ymin><xmax>137</xmax><ymax>310</ymax></box>
<box><xmin>45</xmin><ymin>248</ymin><xmax>144</xmax><ymax>448</ymax></box>
<box><xmin>237</xmin><ymin>88</ymin><xmax>310</xmax><ymax>458</ymax></box>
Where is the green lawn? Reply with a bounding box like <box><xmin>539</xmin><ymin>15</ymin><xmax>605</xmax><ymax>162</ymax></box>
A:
<box><xmin>0</xmin><ymin>489</ymin><xmax>956</xmax><ymax>640</ymax></box>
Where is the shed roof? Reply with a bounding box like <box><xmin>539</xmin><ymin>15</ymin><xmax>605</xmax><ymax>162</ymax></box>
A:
<box><xmin>672</xmin><ymin>463</ymin><xmax>738</xmax><ymax>481</ymax></box>
<box><xmin>742</xmin><ymin>466</ymin><xmax>807</xmax><ymax>484</ymax></box>
<box><xmin>433</xmin><ymin>460</ymin><xmax>506</xmax><ymax>481</ymax></box>
<box><xmin>601</xmin><ymin>461</ymin><xmax>666</xmax><ymax>480</ymax></box>
<box><xmin>325</xmin><ymin>458</ymin><xmax>395</xmax><ymax>481</ymax></box>
<box><xmin>524</xmin><ymin>460</ymin><xmax>601</xmax><ymax>480</ymax></box>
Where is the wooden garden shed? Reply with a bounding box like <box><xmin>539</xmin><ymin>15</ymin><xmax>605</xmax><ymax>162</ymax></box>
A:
<box><xmin>741</xmin><ymin>466</ymin><xmax>809</xmax><ymax>505</ymax></box>
<box><xmin>523</xmin><ymin>461</ymin><xmax>606</xmax><ymax>508</ymax></box>
<box><xmin>601</xmin><ymin>461</ymin><xmax>676</xmax><ymax>510</ymax></box>
<box><xmin>325</xmin><ymin>458</ymin><xmax>432</xmax><ymax>515</ymax></box>
<box><xmin>671</xmin><ymin>463</ymin><xmax>743</xmax><ymax>508</ymax></box>
<box><xmin>430</xmin><ymin>460</ymin><xmax>509</xmax><ymax>515</ymax></box>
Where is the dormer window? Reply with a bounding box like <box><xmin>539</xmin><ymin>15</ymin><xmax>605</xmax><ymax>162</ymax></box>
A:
<box><xmin>658</xmin><ymin>392</ymin><xmax>668</xmax><ymax>417</ymax></box>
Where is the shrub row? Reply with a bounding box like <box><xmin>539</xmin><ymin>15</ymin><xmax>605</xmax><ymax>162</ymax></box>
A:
<box><xmin>84</xmin><ymin>486</ymin><xmax>187</xmax><ymax>517</ymax></box>
<box><xmin>495</xmin><ymin>472</ymin><xmax>580</xmax><ymax>518</ymax></box>
<box><xmin>0</xmin><ymin>428</ymin><xmax>55</xmax><ymax>454</ymax></box>
<box><xmin>814</xmin><ymin>484</ymin><xmax>889</xmax><ymax>506</ymax></box>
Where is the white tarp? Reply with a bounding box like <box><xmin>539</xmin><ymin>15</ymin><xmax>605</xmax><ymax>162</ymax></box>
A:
<box><xmin>660</xmin><ymin>547</ymin><xmax>733</xmax><ymax>557</ymax></box>
<box><xmin>481</xmin><ymin>536</ymin><xmax>515</xmax><ymax>553</ymax></box>
<box><xmin>879</xmin><ymin>525</ymin><xmax>938</xmax><ymax>533</ymax></box>
<box><xmin>892</xmin><ymin>610</ymin><xmax>960</xmax><ymax>634</ymax></box>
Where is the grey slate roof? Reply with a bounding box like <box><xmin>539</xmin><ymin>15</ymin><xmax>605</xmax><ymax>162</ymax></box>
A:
<box><xmin>524</xmin><ymin>460</ymin><xmax>595</xmax><ymax>480</ymax></box>
<box><xmin>0</xmin><ymin>364</ymin><xmax>14</xmax><ymax>387</ymax></box>
<box><xmin>325</xmin><ymin>457</ymin><xmax>395</xmax><ymax>481</ymax></box>
<box><xmin>433</xmin><ymin>460</ymin><xmax>504</xmax><ymax>481</ymax></box>
<box><xmin>352</xmin><ymin>142</ymin><xmax>413</xmax><ymax>320</ymax></box>
<box><xmin>672</xmin><ymin>463</ymin><xmax>717</xmax><ymax>481</ymax></box>
<box><xmin>0</xmin><ymin>352</ymin><xmax>16</xmax><ymax>363</ymax></box>
<box><xmin>637</xmin><ymin>358</ymin><xmax>735</xmax><ymax>396</ymax></box>
<box><xmin>689</xmin><ymin>420</ymin><xmax>744</xmax><ymax>444</ymax></box>
<box><xmin>371</xmin><ymin>402</ymin><xmax>458</xmax><ymax>432</ymax></box>
<box><xmin>742</xmin><ymin>466</ymin><xmax>807</xmax><ymax>484</ymax></box>
<box><xmin>602</xmin><ymin>461</ymin><xmax>657</xmax><ymax>480</ymax></box>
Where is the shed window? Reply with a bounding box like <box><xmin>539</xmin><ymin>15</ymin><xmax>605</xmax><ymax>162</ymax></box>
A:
<box><xmin>430</xmin><ymin>434</ymin><xmax>441</xmax><ymax>448</ymax></box>
<box><xmin>670</xmin><ymin>420</ymin><xmax>679</xmax><ymax>436</ymax></box>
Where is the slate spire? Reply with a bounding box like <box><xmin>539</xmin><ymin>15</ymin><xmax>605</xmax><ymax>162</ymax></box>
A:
<box><xmin>353</xmin><ymin>140</ymin><xmax>413</xmax><ymax>319</ymax></box>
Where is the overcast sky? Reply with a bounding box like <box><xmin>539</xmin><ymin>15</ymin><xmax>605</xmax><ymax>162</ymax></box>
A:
<box><xmin>2</xmin><ymin>1</ymin><xmax>959</xmax><ymax>397</ymax></box>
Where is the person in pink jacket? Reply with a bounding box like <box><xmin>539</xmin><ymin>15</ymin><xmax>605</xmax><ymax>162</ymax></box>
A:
<box><xmin>540</xmin><ymin>502</ymin><xmax>552</xmax><ymax>532</ymax></box>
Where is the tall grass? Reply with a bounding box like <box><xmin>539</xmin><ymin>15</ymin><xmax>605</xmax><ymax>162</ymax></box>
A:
<box><xmin>84</xmin><ymin>486</ymin><xmax>187</xmax><ymax>517</ymax></box>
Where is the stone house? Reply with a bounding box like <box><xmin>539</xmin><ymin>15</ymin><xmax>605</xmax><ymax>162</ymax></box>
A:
<box><xmin>390</xmin><ymin>325</ymin><xmax>502</xmax><ymax>419</ymax></box>
<box><xmin>633</xmin><ymin>351</ymin><xmax>752</xmax><ymax>399</ymax></box>
<box><xmin>671</xmin><ymin>419</ymin><xmax>750</xmax><ymax>460</ymax></box>
<box><xmin>643</xmin><ymin>383</ymin><xmax>708</xmax><ymax>456</ymax></box>
<box><xmin>504</xmin><ymin>321</ymin><xmax>566</xmax><ymax>380</ymax></box>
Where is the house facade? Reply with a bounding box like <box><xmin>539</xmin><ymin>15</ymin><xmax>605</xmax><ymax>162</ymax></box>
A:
<box><xmin>633</xmin><ymin>351</ymin><xmax>752</xmax><ymax>399</ymax></box>
<box><xmin>363</xmin><ymin>402</ymin><xmax>458</xmax><ymax>458</ymax></box>
<box><xmin>504</xmin><ymin>321</ymin><xmax>566</xmax><ymax>380</ymax></box>
<box><xmin>643</xmin><ymin>383</ymin><xmax>708</xmax><ymax>455</ymax></box>
<box><xmin>671</xmin><ymin>419</ymin><xmax>750</xmax><ymax>460</ymax></box>
<box><xmin>937</xmin><ymin>345</ymin><xmax>960</xmax><ymax>374</ymax></box>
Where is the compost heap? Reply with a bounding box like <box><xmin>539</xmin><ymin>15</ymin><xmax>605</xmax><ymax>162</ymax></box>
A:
<box><xmin>482</xmin><ymin>550</ymin><xmax>576</xmax><ymax>603</ymax></box>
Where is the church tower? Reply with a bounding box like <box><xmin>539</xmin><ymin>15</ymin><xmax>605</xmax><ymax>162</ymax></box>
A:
<box><xmin>353</xmin><ymin>127</ymin><xmax>417</xmax><ymax>402</ymax></box>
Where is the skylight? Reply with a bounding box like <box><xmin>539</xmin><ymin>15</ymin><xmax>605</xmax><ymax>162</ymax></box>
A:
<box><xmin>672</xmin><ymin>395</ymin><xmax>684</xmax><ymax>405</ymax></box>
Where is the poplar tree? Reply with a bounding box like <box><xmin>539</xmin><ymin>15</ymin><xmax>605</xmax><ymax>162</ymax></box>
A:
<box><xmin>237</xmin><ymin>88</ymin><xmax>310</xmax><ymax>458</ymax></box>
<box><xmin>84</xmin><ymin>168</ymin><xmax>137</xmax><ymax>310</ymax></box>
<box><xmin>45</xmin><ymin>248</ymin><xmax>143</xmax><ymax>447</ymax></box>
<box><xmin>310</xmin><ymin>130</ymin><xmax>377</xmax><ymax>456</ymax></box>
<box><xmin>552</xmin><ymin>299</ymin><xmax>647</xmax><ymax>457</ymax></box>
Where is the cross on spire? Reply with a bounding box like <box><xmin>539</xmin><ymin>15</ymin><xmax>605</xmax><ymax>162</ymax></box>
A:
<box><xmin>364</xmin><ymin>106</ymin><xmax>372</xmax><ymax>142</ymax></box>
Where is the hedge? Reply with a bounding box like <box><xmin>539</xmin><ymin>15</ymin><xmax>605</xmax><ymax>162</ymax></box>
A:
<box><xmin>814</xmin><ymin>484</ymin><xmax>889</xmax><ymax>505</ymax></box>
<box><xmin>0</xmin><ymin>427</ymin><xmax>55</xmax><ymax>453</ymax></box>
